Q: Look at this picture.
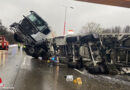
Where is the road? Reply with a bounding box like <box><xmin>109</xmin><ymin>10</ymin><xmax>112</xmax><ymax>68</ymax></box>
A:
<box><xmin>0</xmin><ymin>46</ymin><xmax>130</xmax><ymax>90</ymax></box>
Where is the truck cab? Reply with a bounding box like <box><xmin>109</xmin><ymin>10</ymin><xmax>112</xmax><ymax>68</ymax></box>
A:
<box><xmin>10</xmin><ymin>11</ymin><xmax>51</xmax><ymax>59</ymax></box>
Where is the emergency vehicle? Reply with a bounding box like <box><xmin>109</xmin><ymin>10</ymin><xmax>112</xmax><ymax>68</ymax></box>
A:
<box><xmin>0</xmin><ymin>36</ymin><xmax>9</xmax><ymax>50</ymax></box>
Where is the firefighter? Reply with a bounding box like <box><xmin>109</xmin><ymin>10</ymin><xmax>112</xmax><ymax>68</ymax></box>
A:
<box><xmin>18</xmin><ymin>43</ymin><xmax>21</xmax><ymax>49</ymax></box>
<box><xmin>22</xmin><ymin>45</ymin><xmax>26</xmax><ymax>51</ymax></box>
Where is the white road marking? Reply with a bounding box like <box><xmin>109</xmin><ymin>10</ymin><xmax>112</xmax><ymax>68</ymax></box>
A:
<box><xmin>22</xmin><ymin>56</ymin><xmax>26</xmax><ymax>66</ymax></box>
<box><xmin>9</xmin><ymin>44</ymin><xmax>17</xmax><ymax>48</ymax></box>
<box><xmin>2</xmin><ymin>86</ymin><xmax>14</xmax><ymax>89</ymax></box>
<box><xmin>75</xmin><ymin>69</ymin><xmax>130</xmax><ymax>86</ymax></box>
<box><xmin>74</xmin><ymin>69</ymin><xmax>84</xmax><ymax>74</ymax></box>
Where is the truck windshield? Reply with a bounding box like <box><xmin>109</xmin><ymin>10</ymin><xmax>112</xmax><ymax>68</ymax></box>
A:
<box><xmin>27</xmin><ymin>13</ymin><xmax>48</xmax><ymax>33</ymax></box>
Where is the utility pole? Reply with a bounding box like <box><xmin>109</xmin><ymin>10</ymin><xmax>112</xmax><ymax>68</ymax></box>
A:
<box><xmin>63</xmin><ymin>6</ymin><xmax>74</xmax><ymax>36</ymax></box>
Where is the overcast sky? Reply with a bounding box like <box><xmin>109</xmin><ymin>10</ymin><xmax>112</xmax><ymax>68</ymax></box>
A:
<box><xmin>0</xmin><ymin>0</ymin><xmax>130</xmax><ymax>36</ymax></box>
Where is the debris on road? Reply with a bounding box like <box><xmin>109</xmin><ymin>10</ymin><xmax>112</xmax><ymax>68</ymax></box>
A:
<box><xmin>65</xmin><ymin>75</ymin><xmax>74</xmax><ymax>81</ymax></box>
<box><xmin>73</xmin><ymin>77</ymin><xmax>82</xmax><ymax>85</ymax></box>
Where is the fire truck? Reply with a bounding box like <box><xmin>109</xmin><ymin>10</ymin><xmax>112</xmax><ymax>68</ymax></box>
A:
<box><xmin>0</xmin><ymin>36</ymin><xmax>9</xmax><ymax>50</ymax></box>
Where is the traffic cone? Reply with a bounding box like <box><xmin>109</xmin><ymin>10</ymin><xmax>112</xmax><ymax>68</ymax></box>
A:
<box><xmin>0</xmin><ymin>78</ymin><xmax>4</xmax><ymax>87</ymax></box>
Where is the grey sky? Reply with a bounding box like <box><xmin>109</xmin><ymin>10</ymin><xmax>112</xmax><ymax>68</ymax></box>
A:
<box><xmin>0</xmin><ymin>0</ymin><xmax>130</xmax><ymax>36</ymax></box>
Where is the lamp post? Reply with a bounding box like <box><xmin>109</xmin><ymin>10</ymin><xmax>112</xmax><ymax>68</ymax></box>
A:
<box><xmin>63</xmin><ymin>6</ymin><xmax>74</xmax><ymax>36</ymax></box>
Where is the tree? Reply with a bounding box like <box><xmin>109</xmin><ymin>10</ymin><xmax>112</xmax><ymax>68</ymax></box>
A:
<box><xmin>123</xmin><ymin>25</ymin><xmax>130</xmax><ymax>33</ymax></box>
<box><xmin>80</xmin><ymin>22</ymin><xmax>103</xmax><ymax>35</ymax></box>
<box><xmin>0</xmin><ymin>20</ymin><xmax>2</xmax><ymax>26</ymax></box>
<box><xmin>112</xmin><ymin>26</ymin><xmax>121</xmax><ymax>33</ymax></box>
<box><xmin>0</xmin><ymin>20</ymin><xmax>16</xmax><ymax>44</ymax></box>
<box><xmin>102</xmin><ymin>29</ymin><xmax>112</xmax><ymax>33</ymax></box>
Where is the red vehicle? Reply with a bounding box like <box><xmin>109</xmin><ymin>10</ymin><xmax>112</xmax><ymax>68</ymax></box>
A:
<box><xmin>0</xmin><ymin>36</ymin><xmax>9</xmax><ymax>50</ymax></box>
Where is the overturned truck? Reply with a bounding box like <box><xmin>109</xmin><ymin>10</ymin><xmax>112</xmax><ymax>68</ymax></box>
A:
<box><xmin>51</xmin><ymin>33</ymin><xmax>130</xmax><ymax>74</ymax></box>
<box><xmin>99</xmin><ymin>34</ymin><xmax>130</xmax><ymax>74</ymax></box>
<box><xmin>80</xmin><ymin>34</ymin><xmax>130</xmax><ymax>74</ymax></box>
<box><xmin>10</xmin><ymin>11</ymin><xmax>51</xmax><ymax>59</ymax></box>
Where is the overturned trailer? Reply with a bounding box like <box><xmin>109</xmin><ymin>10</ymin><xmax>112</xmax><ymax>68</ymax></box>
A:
<box><xmin>99</xmin><ymin>34</ymin><xmax>130</xmax><ymax>74</ymax></box>
<box><xmin>51</xmin><ymin>33</ymin><xmax>130</xmax><ymax>74</ymax></box>
<box><xmin>10</xmin><ymin>11</ymin><xmax>51</xmax><ymax>59</ymax></box>
<box><xmin>79</xmin><ymin>33</ymin><xmax>130</xmax><ymax>74</ymax></box>
<box><xmin>81</xmin><ymin>33</ymin><xmax>130</xmax><ymax>74</ymax></box>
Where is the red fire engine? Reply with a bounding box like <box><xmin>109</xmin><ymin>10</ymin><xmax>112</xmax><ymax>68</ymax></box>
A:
<box><xmin>0</xmin><ymin>36</ymin><xmax>9</xmax><ymax>50</ymax></box>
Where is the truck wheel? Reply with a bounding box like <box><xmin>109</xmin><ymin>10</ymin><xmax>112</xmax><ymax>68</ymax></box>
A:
<box><xmin>27</xmin><ymin>47</ymin><xmax>35</xmax><ymax>55</ymax></box>
<box><xmin>99</xmin><ymin>65</ymin><xmax>105</xmax><ymax>74</ymax></box>
<box><xmin>33</xmin><ymin>56</ymin><xmax>38</xmax><ymax>59</ymax></box>
<box><xmin>68</xmin><ymin>62</ymin><xmax>77</xmax><ymax>68</ymax></box>
<box><xmin>106</xmin><ymin>64</ymin><xmax>119</xmax><ymax>75</ymax></box>
<box><xmin>88</xmin><ymin>66</ymin><xmax>100</xmax><ymax>74</ymax></box>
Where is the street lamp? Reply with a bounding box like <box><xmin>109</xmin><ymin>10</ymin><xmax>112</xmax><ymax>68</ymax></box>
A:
<box><xmin>63</xmin><ymin>6</ymin><xmax>74</xmax><ymax>36</ymax></box>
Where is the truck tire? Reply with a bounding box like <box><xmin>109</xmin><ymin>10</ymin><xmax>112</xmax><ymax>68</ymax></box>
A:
<box><xmin>88</xmin><ymin>66</ymin><xmax>100</xmax><ymax>74</ymax></box>
<box><xmin>68</xmin><ymin>62</ymin><xmax>77</xmax><ymax>68</ymax></box>
<box><xmin>28</xmin><ymin>47</ymin><xmax>35</xmax><ymax>55</ymax></box>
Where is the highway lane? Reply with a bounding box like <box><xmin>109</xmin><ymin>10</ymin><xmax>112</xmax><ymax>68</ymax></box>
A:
<box><xmin>0</xmin><ymin>46</ymin><xmax>130</xmax><ymax>90</ymax></box>
<box><xmin>0</xmin><ymin>46</ymin><xmax>25</xmax><ymax>90</ymax></box>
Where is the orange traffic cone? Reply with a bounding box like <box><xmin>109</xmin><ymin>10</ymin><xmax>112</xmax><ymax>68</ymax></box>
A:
<box><xmin>0</xmin><ymin>78</ymin><xmax>4</xmax><ymax>87</ymax></box>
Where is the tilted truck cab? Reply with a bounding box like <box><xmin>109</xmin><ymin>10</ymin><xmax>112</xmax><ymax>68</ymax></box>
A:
<box><xmin>10</xmin><ymin>11</ymin><xmax>51</xmax><ymax>59</ymax></box>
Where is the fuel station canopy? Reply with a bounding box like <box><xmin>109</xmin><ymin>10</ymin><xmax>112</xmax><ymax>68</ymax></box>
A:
<box><xmin>77</xmin><ymin>0</ymin><xmax>130</xmax><ymax>8</ymax></box>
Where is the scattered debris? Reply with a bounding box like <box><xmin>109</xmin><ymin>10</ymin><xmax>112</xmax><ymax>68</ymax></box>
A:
<box><xmin>47</xmin><ymin>60</ymin><xmax>50</xmax><ymax>63</ymax></box>
<box><xmin>65</xmin><ymin>75</ymin><xmax>74</xmax><ymax>81</ymax></box>
<box><xmin>64</xmin><ymin>75</ymin><xmax>83</xmax><ymax>85</ymax></box>
<box><xmin>73</xmin><ymin>77</ymin><xmax>82</xmax><ymax>85</ymax></box>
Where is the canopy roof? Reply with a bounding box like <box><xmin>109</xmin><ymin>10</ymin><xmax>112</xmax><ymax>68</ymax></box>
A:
<box><xmin>77</xmin><ymin>0</ymin><xmax>130</xmax><ymax>8</ymax></box>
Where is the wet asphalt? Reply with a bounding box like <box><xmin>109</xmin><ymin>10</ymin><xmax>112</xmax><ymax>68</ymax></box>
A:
<box><xmin>0</xmin><ymin>46</ymin><xmax>130</xmax><ymax>90</ymax></box>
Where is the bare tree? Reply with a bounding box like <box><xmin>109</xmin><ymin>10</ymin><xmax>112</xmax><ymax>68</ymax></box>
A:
<box><xmin>80</xmin><ymin>22</ymin><xmax>103</xmax><ymax>35</ymax></box>
<box><xmin>102</xmin><ymin>29</ymin><xmax>112</xmax><ymax>33</ymax></box>
<box><xmin>0</xmin><ymin>20</ymin><xmax>2</xmax><ymax>26</ymax></box>
<box><xmin>112</xmin><ymin>26</ymin><xmax>121</xmax><ymax>33</ymax></box>
<box><xmin>123</xmin><ymin>25</ymin><xmax>130</xmax><ymax>33</ymax></box>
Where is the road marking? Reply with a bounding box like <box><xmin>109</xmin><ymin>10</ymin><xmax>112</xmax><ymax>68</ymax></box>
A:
<box><xmin>74</xmin><ymin>69</ymin><xmax>84</xmax><ymax>74</ymax></box>
<box><xmin>75</xmin><ymin>69</ymin><xmax>130</xmax><ymax>86</ymax></box>
<box><xmin>2</xmin><ymin>86</ymin><xmax>14</xmax><ymax>89</ymax></box>
<box><xmin>22</xmin><ymin>56</ymin><xmax>26</xmax><ymax>66</ymax></box>
<box><xmin>9</xmin><ymin>44</ymin><xmax>17</xmax><ymax>48</ymax></box>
